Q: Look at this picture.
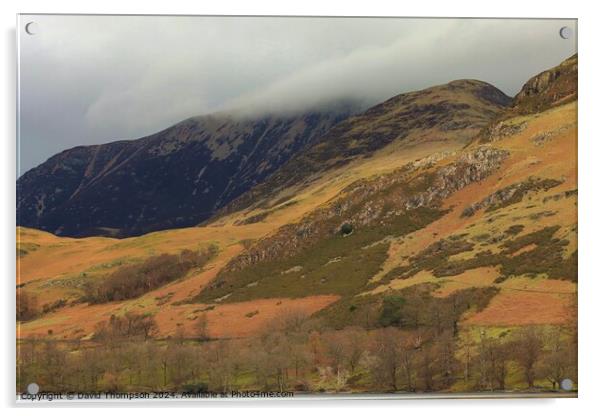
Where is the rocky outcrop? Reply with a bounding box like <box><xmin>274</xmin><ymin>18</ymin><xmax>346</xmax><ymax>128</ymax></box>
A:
<box><xmin>476</xmin><ymin>55</ymin><xmax>577</xmax><ymax>145</ymax></box>
<box><xmin>217</xmin><ymin>80</ymin><xmax>511</xmax><ymax>218</ymax></box>
<box><xmin>512</xmin><ymin>54</ymin><xmax>577</xmax><ymax>115</ymax></box>
<box><xmin>224</xmin><ymin>146</ymin><xmax>509</xmax><ymax>273</ymax></box>
<box><xmin>461</xmin><ymin>177</ymin><xmax>564</xmax><ymax>217</ymax></box>
<box><xmin>482</xmin><ymin>121</ymin><xmax>527</xmax><ymax>143</ymax></box>
<box><xmin>404</xmin><ymin>147</ymin><xmax>510</xmax><ymax>210</ymax></box>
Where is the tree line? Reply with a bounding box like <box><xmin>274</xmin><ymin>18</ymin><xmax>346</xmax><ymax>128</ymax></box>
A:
<box><xmin>85</xmin><ymin>246</ymin><xmax>218</xmax><ymax>303</ymax></box>
<box><xmin>17</xmin><ymin>309</ymin><xmax>576</xmax><ymax>394</ymax></box>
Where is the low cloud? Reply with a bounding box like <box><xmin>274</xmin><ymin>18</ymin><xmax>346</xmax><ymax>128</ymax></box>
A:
<box><xmin>19</xmin><ymin>16</ymin><xmax>576</xmax><ymax>173</ymax></box>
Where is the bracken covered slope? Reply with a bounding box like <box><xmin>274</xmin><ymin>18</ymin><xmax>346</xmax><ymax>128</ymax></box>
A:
<box><xmin>16</xmin><ymin>56</ymin><xmax>576</xmax><ymax>341</ymax></box>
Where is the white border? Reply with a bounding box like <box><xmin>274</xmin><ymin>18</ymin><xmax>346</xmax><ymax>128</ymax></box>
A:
<box><xmin>3</xmin><ymin>0</ymin><xmax>602</xmax><ymax>414</ymax></box>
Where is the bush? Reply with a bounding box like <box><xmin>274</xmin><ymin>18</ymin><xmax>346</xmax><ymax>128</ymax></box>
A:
<box><xmin>379</xmin><ymin>295</ymin><xmax>406</xmax><ymax>326</ymax></box>
<box><xmin>17</xmin><ymin>290</ymin><xmax>39</xmax><ymax>321</ymax></box>
<box><xmin>340</xmin><ymin>223</ymin><xmax>354</xmax><ymax>236</ymax></box>
<box><xmin>93</xmin><ymin>312</ymin><xmax>158</xmax><ymax>341</ymax></box>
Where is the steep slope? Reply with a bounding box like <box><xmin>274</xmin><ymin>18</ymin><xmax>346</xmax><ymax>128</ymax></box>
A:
<box><xmin>16</xmin><ymin>56</ymin><xmax>576</xmax><ymax>342</ymax></box>
<box><xmin>512</xmin><ymin>53</ymin><xmax>577</xmax><ymax>114</ymax></box>
<box><xmin>216</xmin><ymin>79</ymin><xmax>511</xmax><ymax>217</ymax></box>
<box><xmin>194</xmin><ymin>57</ymin><xmax>576</xmax><ymax>329</ymax></box>
<box><xmin>477</xmin><ymin>54</ymin><xmax>578</xmax><ymax>145</ymax></box>
<box><xmin>17</xmin><ymin>100</ymin><xmax>577</xmax><ymax>339</ymax></box>
<box><xmin>17</xmin><ymin>108</ymin><xmax>354</xmax><ymax>237</ymax></box>
<box><xmin>192</xmin><ymin>109</ymin><xmax>576</xmax><ymax>333</ymax></box>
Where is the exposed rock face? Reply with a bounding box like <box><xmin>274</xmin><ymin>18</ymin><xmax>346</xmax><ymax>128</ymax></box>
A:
<box><xmin>224</xmin><ymin>146</ymin><xmax>509</xmax><ymax>273</ymax></box>
<box><xmin>461</xmin><ymin>177</ymin><xmax>564</xmax><ymax>217</ymax></box>
<box><xmin>404</xmin><ymin>147</ymin><xmax>510</xmax><ymax>210</ymax></box>
<box><xmin>17</xmin><ymin>108</ymin><xmax>354</xmax><ymax>237</ymax></box>
<box><xmin>484</xmin><ymin>121</ymin><xmax>527</xmax><ymax>143</ymax></box>
<box><xmin>512</xmin><ymin>54</ymin><xmax>577</xmax><ymax>114</ymax></box>
<box><xmin>218</xmin><ymin>80</ymin><xmax>511</xmax><ymax>217</ymax></box>
<box><xmin>477</xmin><ymin>55</ymin><xmax>577</xmax><ymax>145</ymax></box>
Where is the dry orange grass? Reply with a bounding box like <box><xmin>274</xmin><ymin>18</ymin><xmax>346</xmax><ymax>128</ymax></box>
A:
<box><xmin>464</xmin><ymin>290</ymin><xmax>572</xmax><ymax>326</ymax></box>
<box><xmin>18</xmin><ymin>302</ymin><xmax>125</xmax><ymax>339</ymax></box>
<box><xmin>370</xmin><ymin>103</ymin><xmax>576</xmax><ymax>287</ymax></box>
<box><xmin>433</xmin><ymin>267</ymin><xmax>500</xmax><ymax>297</ymax></box>
<box><xmin>16</xmin><ymin>103</ymin><xmax>577</xmax><ymax>338</ymax></box>
<box><xmin>17</xmin><ymin>224</ymin><xmax>269</xmax><ymax>284</ymax></box>
<box><xmin>465</xmin><ymin>274</ymin><xmax>576</xmax><ymax>327</ymax></box>
<box><xmin>154</xmin><ymin>295</ymin><xmax>340</xmax><ymax>338</ymax></box>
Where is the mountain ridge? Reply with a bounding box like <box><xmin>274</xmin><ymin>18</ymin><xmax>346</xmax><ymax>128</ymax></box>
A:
<box><xmin>17</xmin><ymin>107</ymin><xmax>356</xmax><ymax>237</ymax></box>
<box><xmin>214</xmin><ymin>79</ymin><xmax>511</xmax><ymax>219</ymax></box>
<box><xmin>16</xmin><ymin>56</ymin><xmax>577</xmax><ymax>346</ymax></box>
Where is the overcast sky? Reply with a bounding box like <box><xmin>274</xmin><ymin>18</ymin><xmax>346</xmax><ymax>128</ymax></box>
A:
<box><xmin>18</xmin><ymin>16</ymin><xmax>576</xmax><ymax>175</ymax></box>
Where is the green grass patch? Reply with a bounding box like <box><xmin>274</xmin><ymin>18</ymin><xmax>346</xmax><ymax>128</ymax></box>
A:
<box><xmin>193</xmin><ymin>207</ymin><xmax>445</xmax><ymax>303</ymax></box>
<box><xmin>375</xmin><ymin>225</ymin><xmax>576</xmax><ymax>287</ymax></box>
<box><xmin>316</xmin><ymin>284</ymin><xmax>499</xmax><ymax>330</ymax></box>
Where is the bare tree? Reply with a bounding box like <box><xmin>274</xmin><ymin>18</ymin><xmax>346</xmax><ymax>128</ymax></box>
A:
<box><xmin>477</xmin><ymin>333</ymin><xmax>511</xmax><ymax>391</ymax></box>
<box><xmin>538</xmin><ymin>328</ymin><xmax>575</xmax><ymax>390</ymax></box>
<box><xmin>166</xmin><ymin>343</ymin><xmax>194</xmax><ymax>388</ymax></box>
<box><xmin>436</xmin><ymin>331</ymin><xmax>458</xmax><ymax>388</ymax></box>
<box><xmin>93</xmin><ymin>312</ymin><xmax>158</xmax><ymax>343</ymax></box>
<box><xmin>400</xmin><ymin>333</ymin><xmax>421</xmax><ymax>391</ymax></box>
<box><xmin>205</xmin><ymin>339</ymin><xmax>237</xmax><ymax>393</ymax></box>
<box><xmin>339</xmin><ymin>327</ymin><xmax>368</xmax><ymax>375</ymax></box>
<box><xmin>323</xmin><ymin>331</ymin><xmax>348</xmax><ymax>388</ymax></box>
<box><xmin>417</xmin><ymin>344</ymin><xmax>435</xmax><ymax>391</ymax></box>
<box><xmin>40</xmin><ymin>341</ymin><xmax>67</xmax><ymax>391</ymax></box>
<box><xmin>370</xmin><ymin>327</ymin><xmax>404</xmax><ymax>391</ymax></box>
<box><xmin>513</xmin><ymin>327</ymin><xmax>543</xmax><ymax>389</ymax></box>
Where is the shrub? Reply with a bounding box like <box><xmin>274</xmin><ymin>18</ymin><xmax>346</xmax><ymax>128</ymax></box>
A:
<box><xmin>379</xmin><ymin>295</ymin><xmax>406</xmax><ymax>326</ymax></box>
<box><xmin>504</xmin><ymin>224</ymin><xmax>525</xmax><ymax>236</ymax></box>
<box><xmin>17</xmin><ymin>290</ymin><xmax>39</xmax><ymax>321</ymax></box>
<box><xmin>93</xmin><ymin>312</ymin><xmax>158</xmax><ymax>341</ymax></box>
<box><xmin>340</xmin><ymin>223</ymin><xmax>354</xmax><ymax>236</ymax></box>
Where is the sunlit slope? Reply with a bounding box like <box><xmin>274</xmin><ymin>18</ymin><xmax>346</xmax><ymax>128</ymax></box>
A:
<box><xmin>16</xmin><ymin>131</ymin><xmax>465</xmax><ymax>339</ymax></box>
<box><xmin>194</xmin><ymin>102</ymin><xmax>576</xmax><ymax>331</ymax></box>
<box><xmin>216</xmin><ymin>79</ymin><xmax>511</xmax><ymax>219</ymax></box>
<box><xmin>16</xmin><ymin>57</ymin><xmax>576</xmax><ymax>340</ymax></box>
<box><xmin>17</xmin><ymin>100</ymin><xmax>576</xmax><ymax>339</ymax></box>
<box><xmin>367</xmin><ymin>101</ymin><xmax>577</xmax><ymax>326</ymax></box>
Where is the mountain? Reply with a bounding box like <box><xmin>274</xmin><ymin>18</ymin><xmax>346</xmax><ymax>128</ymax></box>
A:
<box><xmin>476</xmin><ymin>54</ymin><xmax>578</xmax><ymax>145</ymax></box>
<box><xmin>194</xmin><ymin>56</ymin><xmax>577</xmax><ymax>324</ymax></box>
<box><xmin>16</xmin><ymin>55</ymin><xmax>578</xmax><ymax>395</ymax></box>
<box><xmin>17</xmin><ymin>56</ymin><xmax>576</xmax><ymax>342</ymax></box>
<box><xmin>17</xmin><ymin>107</ymin><xmax>355</xmax><ymax>237</ymax></box>
<box><xmin>512</xmin><ymin>53</ymin><xmax>577</xmax><ymax>114</ymax></box>
<box><xmin>215</xmin><ymin>79</ymin><xmax>511</xmax><ymax>218</ymax></box>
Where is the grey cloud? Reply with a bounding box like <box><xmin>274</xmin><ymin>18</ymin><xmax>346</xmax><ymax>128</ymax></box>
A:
<box><xmin>18</xmin><ymin>16</ymin><xmax>576</xmax><ymax>174</ymax></box>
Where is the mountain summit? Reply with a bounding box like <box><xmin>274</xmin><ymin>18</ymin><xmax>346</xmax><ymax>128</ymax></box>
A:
<box><xmin>218</xmin><ymin>79</ymin><xmax>511</xmax><ymax>217</ymax></box>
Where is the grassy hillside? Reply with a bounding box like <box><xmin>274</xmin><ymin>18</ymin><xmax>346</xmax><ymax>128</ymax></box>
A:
<box><xmin>16</xmin><ymin>56</ymin><xmax>577</xmax><ymax>395</ymax></box>
<box><xmin>17</xmin><ymin>100</ymin><xmax>577</xmax><ymax>341</ymax></box>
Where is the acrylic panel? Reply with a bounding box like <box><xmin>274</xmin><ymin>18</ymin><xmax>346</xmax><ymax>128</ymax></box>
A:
<box><xmin>16</xmin><ymin>15</ymin><xmax>577</xmax><ymax>401</ymax></box>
